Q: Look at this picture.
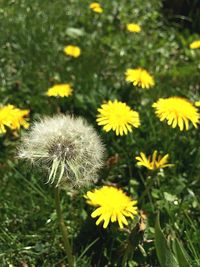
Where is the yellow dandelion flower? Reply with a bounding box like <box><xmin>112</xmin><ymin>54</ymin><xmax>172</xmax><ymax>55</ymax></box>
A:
<box><xmin>152</xmin><ymin>97</ymin><xmax>199</xmax><ymax>131</ymax></box>
<box><xmin>0</xmin><ymin>104</ymin><xmax>29</xmax><ymax>134</ymax></box>
<box><xmin>190</xmin><ymin>40</ymin><xmax>200</xmax><ymax>49</ymax></box>
<box><xmin>89</xmin><ymin>2</ymin><xmax>103</xmax><ymax>13</ymax></box>
<box><xmin>126</xmin><ymin>23</ymin><xmax>141</xmax><ymax>33</ymax></box>
<box><xmin>85</xmin><ymin>186</ymin><xmax>138</xmax><ymax>229</ymax></box>
<box><xmin>63</xmin><ymin>45</ymin><xmax>81</xmax><ymax>58</ymax></box>
<box><xmin>96</xmin><ymin>100</ymin><xmax>140</xmax><ymax>136</ymax></box>
<box><xmin>46</xmin><ymin>84</ymin><xmax>73</xmax><ymax>98</ymax></box>
<box><xmin>195</xmin><ymin>101</ymin><xmax>200</xmax><ymax>107</ymax></box>
<box><xmin>125</xmin><ymin>68</ymin><xmax>155</xmax><ymax>89</ymax></box>
<box><xmin>135</xmin><ymin>151</ymin><xmax>173</xmax><ymax>170</ymax></box>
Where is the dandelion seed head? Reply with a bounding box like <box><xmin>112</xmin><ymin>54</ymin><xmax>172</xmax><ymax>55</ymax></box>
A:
<box><xmin>19</xmin><ymin>115</ymin><xmax>105</xmax><ymax>188</ymax></box>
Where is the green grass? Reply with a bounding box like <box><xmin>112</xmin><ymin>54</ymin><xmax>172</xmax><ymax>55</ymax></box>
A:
<box><xmin>0</xmin><ymin>0</ymin><xmax>200</xmax><ymax>266</ymax></box>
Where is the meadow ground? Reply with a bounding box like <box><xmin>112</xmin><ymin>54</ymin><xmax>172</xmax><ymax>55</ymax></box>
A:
<box><xmin>0</xmin><ymin>0</ymin><xmax>200</xmax><ymax>266</ymax></box>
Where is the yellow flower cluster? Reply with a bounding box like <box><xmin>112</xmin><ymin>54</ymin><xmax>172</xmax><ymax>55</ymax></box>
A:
<box><xmin>96</xmin><ymin>100</ymin><xmax>140</xmax><ymax>136</ymax></box>
<box><xmin>10</xmin><ymin>2</ymin><xmax>199</xmax><ymax>233</ymax></box>
<box><xmin>190</xmin><ymin>40</ymin><xmax>200</xmax><ymax>49</ymax></box>
<box><xmin>126</xmin><ymin>23</ymin><xmax>141</xmax><ymax>33</ymax></box>
<box><xmin>152</xmin><ymin>97</ymin><xmax>199</xmax><ymax>131</ymax></box>
<box><xmin>64</xmin><ymin>45</ymin><xmax>81</xmax><ymax>58</ymax></box>
<box><xmin>85</xmin><ymin>186</ymin><xmax>138</xmax><ymax>228</ymax></box>
<box><xmin>52</xmin><ymin>45</ymin><xmax>81</xmax><ymax>98</ymax></box>
<box><xmin>125</xmin><ymin>68</ymin><xmax>155</xmax><ymax>89</ymax></box>
<box><xmin>89</xmin><ymin>2</ymin><xmax>103</xmax><ymax>13</ymax></box>
<box><xmin>0</xmin><ymin>104</ymin><xmax>29</xmax><ymax>134</ymax></box>
<box><xmin>135</xmin><ymin>151</ymin><xmax>173</xmax><ymax>170</ymax></box>
<box><xmin>96</xmin><ymin>97</ymin><xmax>199</xmax><ymax>136</ymax></box>
<box><xmin>82</xmin><ymin>10</ymin><xmax>199</xmax><ymax>227</ymax></box>
<box><xmin>46</xmin><ymin>84</ymin><xmax>73</xmax><ymax>98</ymax></box>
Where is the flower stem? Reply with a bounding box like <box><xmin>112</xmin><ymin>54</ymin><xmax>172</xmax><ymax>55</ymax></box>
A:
<box><xmin>54</xmin><ymin>187</ymin><xmax>74</xmax><ymax>267</ymax></box>
<box><xmin>122</xmin><ymin>252</ymin><xmax>128</xmax><ymax>267</ymax></box>
<box><xmin>138</xmin><ymin>172</ymin><xmax>155</xmax><ymax>212</ymax></box>
<box><xmin>139</xmin><ymin>176</ymin><xmax>154</xmax><ymax>205</ymax></box>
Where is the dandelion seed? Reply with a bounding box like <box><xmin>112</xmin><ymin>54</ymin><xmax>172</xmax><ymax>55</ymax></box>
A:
<box><xmin>135</xmin><ymin>151</ymin><xmax>173</xmax><ymax>170</ymax></box>
<box><xmin>126</xmin><ymin>23</ymin><xmax>141</xmax><ymax>33</ymax></box>
<box><xmin>18</xmin><ymin>115</ymin><xmax>104</xmax><ymax>188</ymax></box>
<box><xmin>96</xmin><ymin>100</ymin><xmax>140</xmax><ymax>136</ymax></box>
<box><xmin>46</xmin><ymin>84</ymin><xmax>73</xmax><ymax>98</ymax></box>
<box><xmin>152</xmin><ymin>97</ymin><xmax>199</xmax><ymax>131</ymax></box>
<box><xmin>89</xmin><ymin>2</ymin><xmax>103</xmax><ymax>13</ymax></box>
<box><xmin>0</xmin><ymin>104</ymin><xmax>29</xmax><ymax>134</ymax></box>
<box><xmin>85</xmin><ymin>186</ymin><xmax>138</xmax><ymax>229</ymax></box>
<box><xmin>190</xmin><ymin>40</ymin><xmax>200</xmax><ymax>49</ymax></box>
<box><xmin>64</xmin><ymin>45</ymin><xmax>81</xmax><ymax>58</ymax></box>
<box><xmin>125</xmin><ymin>68</ymin><xmax>155</xmax><ymax>89</ymax></box>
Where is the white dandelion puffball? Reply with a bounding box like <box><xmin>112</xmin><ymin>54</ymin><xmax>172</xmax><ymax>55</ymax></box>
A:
<box><xmin>18</xmin><ymin>115</ymin><xmax>105</xmax><ymax>188</ymax></box>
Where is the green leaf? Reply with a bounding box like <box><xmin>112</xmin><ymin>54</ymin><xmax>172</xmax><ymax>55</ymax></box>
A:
<box><xmin>65</xmin><ymin>27</ymin><xmax>85</xmax><ymax>38</ymax></box>
<box><xmin>164</xmin><ymin>192</ymin><xmax>177</xmax><ymax>202</ymax></box>
<box><xmin>172</xmin><ymin>238</ymin><xmax>191</xmax><ymax>267</ymax></box>
<box><xmin>155</xmin><ymin>214</ymin><xmax>178</xmax><ymax>267</ymax></box>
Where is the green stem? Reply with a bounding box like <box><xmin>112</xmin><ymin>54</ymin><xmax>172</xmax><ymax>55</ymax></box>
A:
<box><xmin>121</xmin><ymin>252</ymin><xmax>128</xmax><ymax>267</ymax></box>
<box><xmin>54</xmin><ymin>187</ymin><xmax>74</xmax><ymax>267</ymax></box>
<box><xmin>138</xmin><ymin>175</ymin><xmax>155</xmax><ymax>210</ymax></box>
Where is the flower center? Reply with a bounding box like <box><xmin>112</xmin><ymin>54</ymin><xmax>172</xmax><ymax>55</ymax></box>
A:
<box><xmin>48</xmin><ymin>139</ymin><xmax>76</xmax><ymax>160</ymax></box>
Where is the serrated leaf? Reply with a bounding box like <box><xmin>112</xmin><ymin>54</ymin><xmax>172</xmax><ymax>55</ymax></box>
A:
<box><xmin>155</xmin><ymin>214</ymin><xmax>179</xmax><ymax>267</ymax></box>
<box><xmin>172</xmin><ymin>238</ymin><xmax>191</xmax><ymax>267</ymax></box>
